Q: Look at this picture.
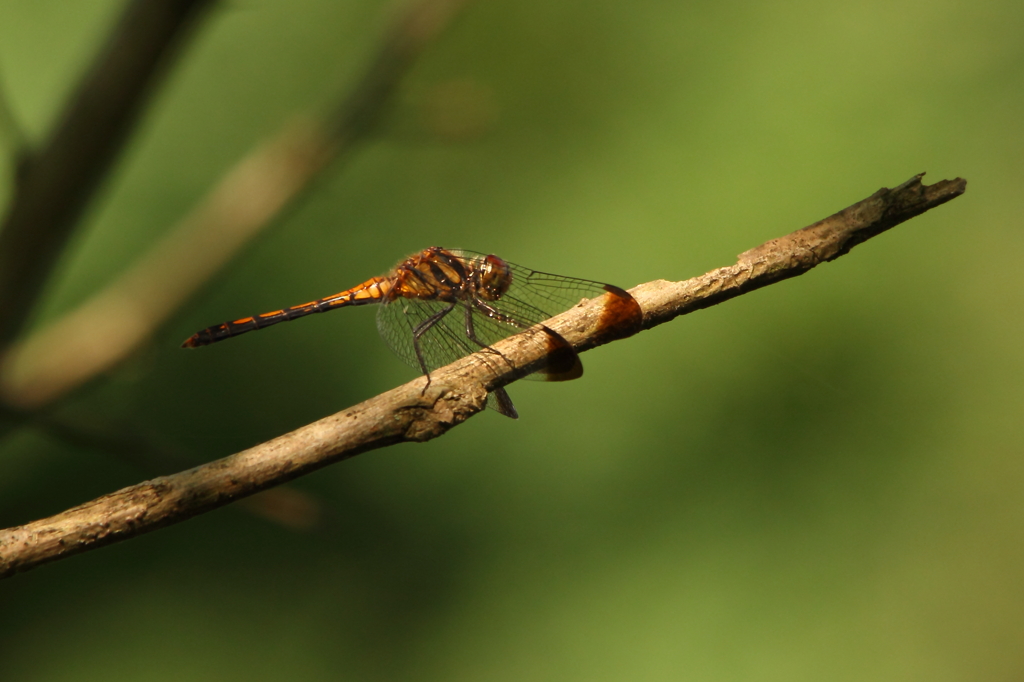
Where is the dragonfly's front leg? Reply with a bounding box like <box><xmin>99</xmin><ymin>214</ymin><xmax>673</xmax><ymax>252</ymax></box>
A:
<box><xmin>463</xmin><ymin>303</ymin><xmax>519</xmax><ymax>370</ymax></box>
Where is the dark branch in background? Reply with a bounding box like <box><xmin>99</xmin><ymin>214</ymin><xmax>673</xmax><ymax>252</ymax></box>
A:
<box><xmin>0</xmin><ymin>0</ymin><xmax>476</xmax><ymax>410</ymax></box>
<box><xmin>0</xmin><ymin>0</ymin><xmax>214</xmax><ymax>348</ymax></box>
<box><xmin>0</xmin><ymin>174</ymin><xmax>967</xmax><ymax>579</ymax></box>
<box><xmin>326</xmin><ymin>0</ymin><xmax>470</xmax><ymax>140</ymax></box>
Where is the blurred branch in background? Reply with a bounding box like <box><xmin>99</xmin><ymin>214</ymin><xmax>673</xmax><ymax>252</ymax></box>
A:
<box><xmin>0</xmin><ymin>173</ymin><xmax>967</xmax><ymax>579</ymax></box>
<box><xmin>0</xmin><ymin>0</ymin><xmax>475</xmax><ymax>410</ymax></box>
<box><xmin>0</xmin><ymin>0</ymin><xmax>214</xmax><ymax>348</ymax></box>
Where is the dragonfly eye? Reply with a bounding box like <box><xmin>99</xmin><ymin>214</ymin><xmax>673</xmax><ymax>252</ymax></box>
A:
<box><xmin>477</xmin><ymin>255</ymin><xmax>513</xmax><ymax>300</ymax></box>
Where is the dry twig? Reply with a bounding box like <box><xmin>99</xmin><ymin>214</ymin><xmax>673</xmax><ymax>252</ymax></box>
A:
<box><xmin>0</xmin><ymin>173</ymin><xmax>966</xmax><ymax>579</ymax></box>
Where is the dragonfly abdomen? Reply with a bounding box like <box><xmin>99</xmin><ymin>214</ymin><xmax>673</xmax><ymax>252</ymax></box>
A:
<box><xmin>182</xmin><ymin>277</ymin><xmax>392</xmax><ymax>348</ymax></box>
<box><xmin>182</xmin><ymin>305</ymin><xmax>323</xmax><ymax>348</ymax></box>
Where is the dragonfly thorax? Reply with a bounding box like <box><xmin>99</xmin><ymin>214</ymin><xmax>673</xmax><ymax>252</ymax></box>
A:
<box><xmin>472</xmin><ymin>254</ymin><xmax>513</xmax><ymax>301</ymax></box>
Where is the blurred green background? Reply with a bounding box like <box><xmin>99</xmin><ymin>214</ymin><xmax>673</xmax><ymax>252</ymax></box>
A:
<box><xmin>1</xmin><ymin>0</ymin><xmax>1022</xmax><ymax>680</ymax></box>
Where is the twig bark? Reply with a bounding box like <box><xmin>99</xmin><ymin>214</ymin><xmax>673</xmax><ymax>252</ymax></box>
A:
<box><xmin>0</xmin><ymin>0</ymin><xmax>214</xmax><ymax>348</ymax></box>
<box><xmin>0</xmin><ymin>0</ymin><xmax>475</xmax><ymax>410</ymax></box>
<box><xmin>0</xmin><ymin>174</ymin><xmax>967</xmax><ymax>579</ymax></box>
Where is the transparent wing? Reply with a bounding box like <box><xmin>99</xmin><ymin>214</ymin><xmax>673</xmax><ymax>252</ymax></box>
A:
<box><xmin>484</xmin><ymin>254</ymin><xmax>642</xmax><ymax>353</ymax></box>
<box><xmin>452</xmin><ymin>249</ymin><xmax>614</xmax><ymax>325</ymax></box>
<box><xmin>377</xmin><ymin>298</ymin><xmax>495</xmax><ymax>375</ymax></box>
<box><xmin>376</xmin><ymin>292</ymin><xmax>581</xmax><ymax>385</ymax></box>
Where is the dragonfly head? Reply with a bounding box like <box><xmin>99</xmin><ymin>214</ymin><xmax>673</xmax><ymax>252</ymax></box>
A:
<box><xmin>476</xmin><ymin>254</ymin><xmax>513</xmax><ymax>301</ymax></box>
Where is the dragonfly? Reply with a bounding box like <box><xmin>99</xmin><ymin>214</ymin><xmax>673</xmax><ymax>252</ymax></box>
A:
<box><xmin>182</xmin><ymin>247</ymin><xmax>641</xmax><ymax>418</ymax></box>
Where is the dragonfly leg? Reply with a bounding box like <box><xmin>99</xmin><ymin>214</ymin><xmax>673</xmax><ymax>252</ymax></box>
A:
<box><xmin>463</xmin><ymin>302</ymin><xmax>517</xmax><ymax>372</ymax></box>
<box><xmin>411</xmin><ymin>302</ymin><xmax>457</xmax><ymax>390</ymax></box>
